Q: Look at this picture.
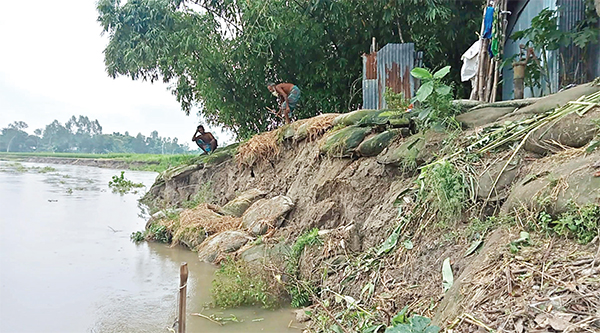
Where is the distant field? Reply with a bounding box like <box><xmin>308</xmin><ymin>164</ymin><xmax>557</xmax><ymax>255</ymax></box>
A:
<box><xmin>0</xmin><ymin>152</ymin><xmax>204</xmax><ymax>173</ymax></box>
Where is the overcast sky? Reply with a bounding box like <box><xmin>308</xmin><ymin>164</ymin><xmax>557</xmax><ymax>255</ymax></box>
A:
<box><xmin>0</xmin><ymin>1</ymin><xmax>233</xmax><ymax>147</ymax></box>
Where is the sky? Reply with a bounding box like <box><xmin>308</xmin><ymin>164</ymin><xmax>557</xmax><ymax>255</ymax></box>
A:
<box><xmin>0</xmin><ymin>1</ymin><xmax>233</xmax><ymax>147</ymax></box>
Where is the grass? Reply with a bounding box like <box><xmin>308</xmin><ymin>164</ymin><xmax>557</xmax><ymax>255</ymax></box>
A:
<box><xmin>181</xmin><ymin>182</ymin><xmax>215</xmax><ymax>208</ymax></box>
<box><xmin>539</xmin><ymin>203</ymin><xmax>600</xmax><ymax>244</ymax></box>
<box><xmin>0</xmin><ymin>162</ymin><xmax>58</xmax><ymax>174</ymax></box>
<box><xmin>211</xmin><ymin>257</ymin><xmax>283</xmax><ymax>309</ymax></box>
<box><xmin>418</xmin><ymin>160</ymin><xmax>466</xmax><ymax>225</ymax></box>
<box><xmin>0</xmin><ymin>152</ymin><xmax>205</xmax><ymax>173</ymax></box>
<box><xmin>131</xmin><ymin>222</ymin><xmax>172</xmax><ymax>243</ymax></box>
<box><xmin>286</xmin><ymin>228</ymin><xmax>322</xmax><ymax>308</ymax></box>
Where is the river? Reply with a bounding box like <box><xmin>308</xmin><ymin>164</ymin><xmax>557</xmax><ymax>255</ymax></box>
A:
<box><xmin>0</xmin><ymin>161</ymin><xmax>296</xmax><ymax>333</ymax></box>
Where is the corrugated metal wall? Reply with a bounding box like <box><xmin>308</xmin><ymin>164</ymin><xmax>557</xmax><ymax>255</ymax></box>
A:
<box><xmin>557</xmin><ymin>0</ymin><xmax>596</xmax><ymax>84</ymax></box>
<box><xmin>362</xmin><ymin>52</ymin><xmax>378</xmax><ymax>109</ymax></box>
<box><xmin>502</xmin><ymin>0</ymin><xmax>558</xmax><ymax>100</ymax></box>
<box><xmin>362</xmin><ymin>43</ymin><xmax>415</xmax><ymax>109</ymax></box>
<box><xmin>502</xmin><ymin>0</ymin><xmax>600</xmax><ymax>99</ymax></box>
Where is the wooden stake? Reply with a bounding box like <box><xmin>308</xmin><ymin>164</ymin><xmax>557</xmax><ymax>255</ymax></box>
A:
<box><xmin>485</xmin><ymin>59</ymin><xmax>496</xmax><ymax>102</ymax></box>
<box><xmin>491</xmin><ymin>0</ymin><xmax>509</xmax><ymax>102</ymax></box>
<box><xmin>178</xmin><ymin>263</ymin><xmax>188</xmax><ymax>333</ymax></box>
<box><xmin>490</xmin><ymin>59</ymin><xmax>500</xmax><ymax>102</ymax></box>
<box><xmin>477</xmin><ymin>39</ymin><xmax>489</xmax><ymax>101</ymax></box>
<box><xmin>475</xmin><ymin>1</ymin><xmax>491</xmax><ymax>101</ymax></box>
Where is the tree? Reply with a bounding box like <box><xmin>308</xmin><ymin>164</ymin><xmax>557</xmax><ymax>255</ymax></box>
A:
<box><xmin>1</xmin><ymin>121</ymin><xmax>30</xmax><ymax>152</ymax></box>
<box><xmin>97</xmin><ymin>0</ymin><xmax>483</xmax><ymax>138</ymax></box>
<box><xmin>2</xmin><ymin>116</ymin><xmax>190</xmax><ymax>154</ymax></box>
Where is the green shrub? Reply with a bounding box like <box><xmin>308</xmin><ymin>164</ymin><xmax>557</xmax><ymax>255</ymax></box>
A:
<box><xmin>130</xmin><ymin>231</ymin><xmax>145</xmax><ymax>242</ymax></box>
<box><xmin>286</xmin><ymin>228</ymin><xmax>322</xmax><ymax>307</ymax></box>
<box><xmin>384</xmin><ymin>87</ymin><xmax>412</xmax><ymax>110</ymax></box>
<box><xmin>130</xmin><ymin>224</ymin><xmax>171</xmax><ymax>243</ymax></box>
<box><xmin>418</xmin><ymin>160</ymin><xmax>466</xmax><ymax>223</ymax></box>
<box><xmin>540</xmin><ymin>204</ymin><xmax>600</xmax><ymax>244</ymax></box>
<box><xmin>108</xmin><ymin>171</ymin><xmax>144</xmax><ymax>194</ymax></box>
<box><xmin>211</xmin><ymin>258</ymin><xmax>281</xmax><ymax>309</ymax></box>
<box><xmin>385</xmin><ymin>313</ymin><xmax>440</xmax><ymax>333</ymax></box>
<box><xmin>410</xmin><ymin>66</ymin><xmax>458</xmax><ymax>130</ymax></box>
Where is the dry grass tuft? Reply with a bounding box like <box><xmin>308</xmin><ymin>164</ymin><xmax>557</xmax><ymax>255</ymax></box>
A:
<box><xmin>301</xmin><ymin>113</ymin><xmax>340</xmax><ymax>142</ymax></box>
<box><xmin>455</xmin><ymin>233</ymin><xmax>600</xmax><ymax>333</ymax></box>
<box><xmin>179</xmin><ymin>203</ymin><xmax>240</xmax><ymax>234</ymax></box>
<box><xmin>236</xmin><ymin>130</ymin><xmax>281</xmax><ymax>167</ymax></box>
<box><xmin>168</xmin><ymin>204</ymin><xmax>241</xmax><ymax>249</ymax></box>
<box><xmin>236</xmin><ymin>113</ymin><xmax>340</xmax><ymax>167</ymax></box>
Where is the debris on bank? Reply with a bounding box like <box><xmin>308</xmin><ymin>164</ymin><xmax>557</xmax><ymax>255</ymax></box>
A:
<box><xmin>141</xmin><ymin>81</ymin><xmax>600</xmax><ymax>332</ymax></box>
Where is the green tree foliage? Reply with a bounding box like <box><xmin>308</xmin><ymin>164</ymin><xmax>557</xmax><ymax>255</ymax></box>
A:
<box><xmin>0</xmin><ymin>116</ymin><xmax>189</xmax><ymax>154</ymax></box>
<box><xmin>97</xmin><ymin>0</ymin><xmax>483</xmax><ymax>139</ymax></box>
<box><xmin>0</xmin><ymin>121</ymin><xmax>37</xmax><ymax>152</ymax></box>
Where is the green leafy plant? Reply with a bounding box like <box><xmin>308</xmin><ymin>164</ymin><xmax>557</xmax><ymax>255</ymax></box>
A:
<box><xmin>211</xmin><ymin>257</ymin><xmax>282</xmax><ymax>309</ymax></box>
<box><xmin>286</xmin><ymin>228</ymin><xmax>322</xmax><ymax>308</ymax></box>
<box><xmin>509</xmin><ymin>231</ymin><xmax>531</xmax><ymax>254</ymax></box>
<box><xmin>146</xmin><ymin>223</ymin><xmax>172</xmax><ymax>243</ymax></box>
<box><xmin>384</xmin><ymin>87</ymin><xmax>412</xmax><ymax>111</ymax></box>
<box><xmin>511</xmin><ymin>9</ymin><xmax>571</xmax><ymax>95</ymax></box>
<box><xmin>564</xmin><ymin>0</ymin><xmax>600</xmax><ymax>84</ymax></box>
<box><xmin>410</xmin><ymin>66</ymin><xmax>457</xmax><ymax>129</ymax></box>
<box><xmin>385</xmin><ymin>313</ymin><xmax>440</xmax><ymax>333</ymax></box>
<box><xmin>418</xmin><ymin>160</ymin><xmax>466</xmax><ymax>224</ymax></box>
<box><xmin>130</xmin><ymin>230</ymin><xmax>145</xmax><ymax>242</ymax></box>
<box><xmin>108</xmin><ymin>171</ymin><xmax>145</xmax><ymax>194</ymax></box>
<box><xmin>540</xmin><ymin>204</ymin><xmax>600</xmax><ymax>244</ymax></box>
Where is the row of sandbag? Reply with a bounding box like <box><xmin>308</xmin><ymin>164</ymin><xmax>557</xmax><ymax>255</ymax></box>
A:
<box><xmin>319</xmin><ymin>109</ymin><xmax>415</xmax><ymax>157</ymax></box>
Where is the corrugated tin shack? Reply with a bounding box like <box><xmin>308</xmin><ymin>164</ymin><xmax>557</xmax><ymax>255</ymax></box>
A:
<box><xmin>362</xmin><ymin>43</ymin><xmax>420</xmax><ymax>109</ymax></box>
<box><xmin>502</xmin><ymin>0</ymin><xmax>600</xmax><ymax>100</ymax></box>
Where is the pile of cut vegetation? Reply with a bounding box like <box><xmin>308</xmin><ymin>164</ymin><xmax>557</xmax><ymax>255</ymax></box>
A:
<box><xmin>438</xmin><ymin>227</ymin><xmax>600</xmax><ymax>332</ymax></box>
<box><xmin>236</xmin><ymin>113</ymin><xmax>339</xmax><ymax>167</ymax></box>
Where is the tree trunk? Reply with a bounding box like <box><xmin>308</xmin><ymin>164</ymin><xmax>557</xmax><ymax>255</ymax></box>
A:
<box><xmin>6</xmin><ymin>135</ymin><xmax>16</xmax><ymax>152</ymax></box>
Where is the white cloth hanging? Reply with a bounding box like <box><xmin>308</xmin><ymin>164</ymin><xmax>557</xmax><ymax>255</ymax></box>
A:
<box><xmin>461</xmin><ymin>40</ymin><xmax>481</xmax><ymax>82</ymax></box>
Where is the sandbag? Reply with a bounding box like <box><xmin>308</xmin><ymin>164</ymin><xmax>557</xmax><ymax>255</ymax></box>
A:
<box><xmin>196</xmin><ymin>231</ymin><xmax>251</xmax><ymax>263</ymax></box>
<box><xmin>456</xmin><ymin>107</ymin><xmax>515</xmax><ymax>128</ymax></box>
<box><xmin>524</xmin><ymin>108</ymin><xmax>600</xmax><ymax>155</ymax></box>
<box><xmin>162</xmin><ymin>164</ymin><xmax>203</xmax><ymax>181</ymax></box>
<box><xmin>320</xmin><ymin>126</ymin><xmax>372</xmax><ymax>157</ymax></box>
<box><xmin>332</xmin><ymin>110</ymin><xmax>375</xmax><ymax>127</ymax></box>
<box><xmin>356</xmin><ymin>110</ymin><xmax>411</xmax><ymax>127</ymax></box>
<box><xmin>476</xmin><ymin>157</ymin><xmax>521</xmax><ymax>201</ymax></box>
<box><xmin>280</xmin><ymin>124</ymin><xmax>296</xmax><ymax>141</ymax></box>
<box><xmin>357</xmin><ymin>129</ymin><xmax>402</xmax><ymax>157</ymax></box>
<box><xmin>502</xmin><ymin>150</ymin><xmax>600</xmax><ymax>215</ymax></box>
<box><xmin>376</xmin><ymin>130</ymin><xmax>447</xmax><ymax>167</ymax></box>
<box><xmin>242</xmin><ymin>195</ymin><xmax>295</xmax><ymax>236</ymax></box>
<box><xmin>293</xmin><ymin>122</ymin><xmax>309</xmax><ymax>141</ymax></box>
<box><xmin>513</xmin><ymin>84</ymin><xmax>600</xmax><ymax>116</ymax></box>
<box><xmin>376</xmin><ymin>133</ymin><xmax>425</xmax><ymax>166</ymax></box>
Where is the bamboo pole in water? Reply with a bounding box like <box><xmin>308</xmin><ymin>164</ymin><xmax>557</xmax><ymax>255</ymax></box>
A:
<box><xmin>178</xmin><ymin>263</ymin><xmax>188</xmax><ymax>333</ymax></box>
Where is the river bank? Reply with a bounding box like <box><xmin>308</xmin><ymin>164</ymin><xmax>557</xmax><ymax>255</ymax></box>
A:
<box><xmin>0</xmin><ymin>152</ymin><xmax>208</xmax><ymax>172</ymax></box>
<box><xmin>139</xmin><ymin>83</ymin><xmax>600</xmax><ymax>332</ymax></box>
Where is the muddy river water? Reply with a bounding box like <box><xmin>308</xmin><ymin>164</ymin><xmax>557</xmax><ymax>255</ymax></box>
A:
<box><xmin>0</xmin><ymin>162</ymin><xmax>296</xmax><ymax>333</ymax></box>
